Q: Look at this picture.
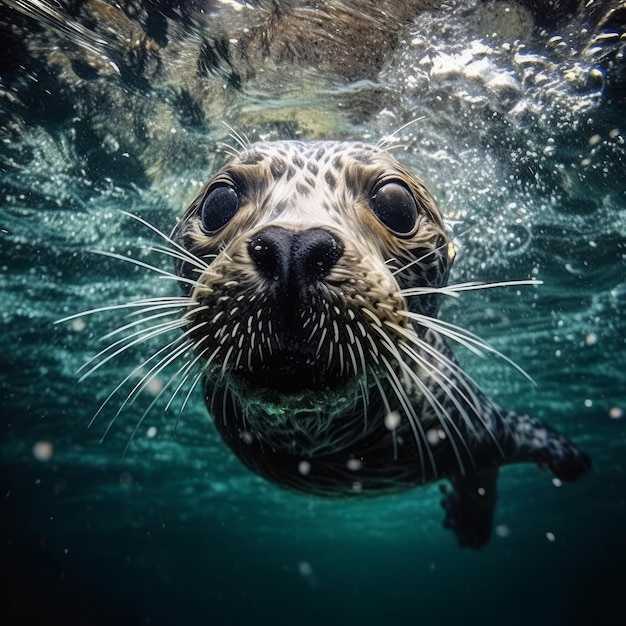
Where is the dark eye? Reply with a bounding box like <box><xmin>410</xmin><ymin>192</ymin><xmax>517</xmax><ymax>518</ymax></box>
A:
<box><xmin>199</xmin><ymin>185</ymin><xmax>240</xmax><ymax>233</ymax></box>
<box><xmin>370</xmin><ymin>182</ymin><xmax>418</xmax><ymax>236</ymax></box>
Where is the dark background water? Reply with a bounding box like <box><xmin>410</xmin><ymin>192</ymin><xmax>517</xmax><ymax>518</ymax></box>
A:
<box><xmin>1</xmin><ymin>1</ymin><xmax>625</xmax><ymax>625</ymax></box>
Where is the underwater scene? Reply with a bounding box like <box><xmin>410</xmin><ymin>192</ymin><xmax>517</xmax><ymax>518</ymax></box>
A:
<box><xmin>1</xmin><ymin>0</ymin><xmax>625</xmax><ymax>624</ymax></box>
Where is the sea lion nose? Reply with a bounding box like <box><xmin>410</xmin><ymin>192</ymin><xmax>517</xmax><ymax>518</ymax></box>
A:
<box><xmin>248</xmin><ymin>226</ymin><xmax>344</xmax><ymax>287</ymax></box>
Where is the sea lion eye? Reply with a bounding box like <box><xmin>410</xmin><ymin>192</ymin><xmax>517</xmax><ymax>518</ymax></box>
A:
<box><xmin>199</xmin><ymin>185</ymin><xmax>240</xmax><ymax>233</ymax></box>
<box><xmin>370</xmin><ymin>182</ymin><xmax>418</xmax><ymax>236</ymax></box>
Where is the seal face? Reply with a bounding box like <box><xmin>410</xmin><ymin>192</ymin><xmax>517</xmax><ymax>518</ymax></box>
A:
<box><xmin>175</xmin><ymin>141</ymin><xmax>451</xmax><ymax>456</ymax></box>
<box><xmin>173</xmin><ymin>140</ymin><xmax>590</xmax><ymax>547</ymax></box>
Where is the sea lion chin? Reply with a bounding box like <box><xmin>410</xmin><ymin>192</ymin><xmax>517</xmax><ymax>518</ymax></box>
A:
<box><xmin>171</xmin><ymin>139</ymin><xmax>591</xmax><ymax>548</ymax></box>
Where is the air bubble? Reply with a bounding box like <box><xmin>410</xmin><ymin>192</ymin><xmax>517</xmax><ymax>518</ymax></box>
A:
<box><xmin>32</xmin><ymin>441</ymin><xmax>54</xmax><ymax>461</ymax></box>
<box><xmin>71</xmin><ymin>318</ymin><xmax>86</xmax><ymax>332</ymax></box>
<box><xmin>588</xmin><ymin>134</ymin><xmax>602</xmax><ymax>147</ymax></box>
<box><xmin>298</xmin><ymin>561</ymin><xmax>313</xmax><ymax>577</ymax></box>
<box><xmin>346</xmin><ymin>459</ymin><xmax>362</xmax><ymax>471</ymax></box>
<box><xmin>495</xmin><ymin>524</ymin><xmax>510</xmax><ymax>538</ymax></box>
<box><xmin>145</xmin><ymin>377</ymin><xmax>164</xmax><ymax>396</ymax></box>
<box><xmin>384</xmin><ymin>411</ymin><xmax>401</xmax><ymax>430</ymax></box>
<box><xmin>426</xmin><ymin>429</ymin><xmax>440</xmax><ymax>445</ymax></box>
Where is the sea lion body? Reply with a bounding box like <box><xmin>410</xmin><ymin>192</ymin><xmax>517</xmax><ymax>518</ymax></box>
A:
<box><xmin>172</xmin><ymin>140</ymin><xmax>590</xmax><ymax>547</ymax></box>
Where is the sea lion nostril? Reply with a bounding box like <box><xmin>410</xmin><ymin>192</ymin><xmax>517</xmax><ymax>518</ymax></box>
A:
<box><xmin>247</xmin><ymin>225</ymin><xmax>293</xmax><ymax>283</ymax></box>
<box><xmin>293</xmin><ymin>228</ymin><xmax>344</xmax><ymax>280</ymax></box>
<box><xmin>248</xmin><ymin>226</ymin><xmax>343</xmax><ymax>285</ymax></box>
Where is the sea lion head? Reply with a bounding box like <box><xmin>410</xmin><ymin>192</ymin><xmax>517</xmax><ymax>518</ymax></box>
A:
<box><xmin>172</xmin><ymin>140</ymin><xmax>453</xmax><ymax>458</ymax></box>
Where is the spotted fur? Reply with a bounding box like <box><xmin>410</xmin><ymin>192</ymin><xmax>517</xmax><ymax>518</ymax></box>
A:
<box><xmin>172</xmin><ymin>140</ymin><xmax>590</xmax><ymax>548</ymax></box>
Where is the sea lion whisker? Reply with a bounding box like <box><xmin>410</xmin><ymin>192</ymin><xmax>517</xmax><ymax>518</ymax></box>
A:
<box><xmin>94</xmin><ymin>315</ymin><xmax>186</xmax><ymax>353</ymax></box>
<box><xmin>338</xmin><ymin>343</ymin><xmax>345</xmax><ymax>376</ymax></box>
<box><xmin>221</xmin><ymin>121</ymin><xmax>251</xmax><ymax>152</ymax></box>
<box><xmin>390</xmin><ymin>325</ymin><xmax>508</xmax><ymax>453</ymax></box>
<box><xmin>148</xmin><ymin>244</ymin><xmax>215</xmax><ymax>270</ymax></box>
<box><xmin>54</xmin><ymin>297</ymin><xmax>195</xmax><ymax>324</ymax></box>
<box><xmin>120</xmin><ymin>352</ymin><xmax>198</xmax><ymax>457</ymax></box>
<box><xmin>392</xmin><ymin>325</ymin><xmax>513</xmax><ymax>449</ymax></box>
<box><xmin>385</xmin><ymin>320</ymin><xmax>484</xmax><ymax>412</ymax></box>
<box><xmin>305</xmin><ymin>316</ymin><xmax>319</xmax><ymax>342</ymax></box>
<box><xmin>360</xmin><ymin>306</ymin><xmax>384</xmax><ymax>329</ymax></box>
<box><xmin>389</xmin><ymin>322</ymin><xmax>476</xmax><ymax>386</ymax></box>
<box><xmin>352</xmin><ymin>334</ymin><xmax>368</xmax><ymax>378</ymax></box>
<box><xmin>78</xmin><ymin>319</ymin><xmax>188</xmax><ymax>380</ymax></box>
<box><xmin>231</xmin><ymin>387</ymin><xmax>246</xmax><ymax>432</ymax></box>
<box><xmin>372</xmin><ymin>371</ymin><xmax>400</xmax><ymax>461</ymax></box>
<box><xmin>181</xmin><ymin>305</ymin><xmax>210</xmax><ymax>320</ymax></box>
<box><xmin>398</xmin><ymin>310</ymin><xmax>536</xmax><ymax>385</ymax></box>
<box><xmin>397</xmin><ymin>338</ymin><xmax>493</xmax><ymax>453</ymax></box>
<box><xmin>376</xmin><ymin>328</ymin><xmax>462</xmax><ymax>477</ymax></box>
<box><xmin>370</xmin><ymin>325</ymin><xmax>432</xmax><ymax>470</ymax></box>
<box><xmin>119</xmin><ymin>340</ymin><xmax>193</xmax><ymax>409</ymax></box>
<box><xmin>120</xmin><ymin>210</ymin><xmax>210</xmax><ymax>271</ymax></box>
<box><xmin>217</xmin><ymin>142</ymin><xmax>242</xmax><ymax>159</ymax></box>
<box><xmin>409</xmin><ymin>315</ymin><xmax>492</xmax><ymax>357</ymax></box>
<box><xmin>164</xmin><ymin>344</ymin><xmax>214</xmax><ymax>414</ymax></box>
<box><xmin>100</xmin><ymin>310</ymin><xmax>187</xmax><ymax>342</ymax></box>
<box><xmin>196</xmin><ymin>347</ymin><xmax>225</xmax><ymax>416</ymax></box>
<box><xmin>126</xmin><ymin>301</ymin><xmax>198</xmax><ymax>318</ymax></box>
<box><xmin>112</xmin><ymin>327</ymin><xmax>204</xmax><ymax>421</ymax></box>
<box><xmin>383</xmin><ymin>143</ymin><xmax>410</xmax><ymax>153</ymax></box>
<box><xmin>234</xmin><ymin>347</ymin><xmax>244</xmax><ymax>370</ymax></box>
<box><xmin>380</xmin><ymin>353</ymin><xmax>432</xmax><ymax>478</ymax></box>
<box><xmin>314</xmin><ymin>326</ymin><xmax>327</xmax><ymax>356</ymax></box>
<box><xmin>346</xmin><ymin>342</ymin><xmax>359</xmax><ymax>377</ymax></box>
<box><xmin>326</xmin><ymin>340</ymin><xmax>335</xmax><ymax>371</ymax></box>
<box><xmin>399</xmin><ymin>279</ymin><xmax>542</xmax><ymax>298</ymax></box>
<box><xmin>88</xmin><ymin>335</ymin><xmax>188</xmax><ymax>429</ymax></box>
<box><xmin>358</xmin><ymin>378</ymin><xmax>369</xmax><ymax>434</ymax></box>
<box><xmin>221</xmin><ymin>384</ymin><xmax>231</xmax><ymax>427</ymax></box>
<box><xmin>91</xmin><ymin>250</ymin><xmax>204</xmax><ymax>291</ymax></box>
<box><xmin>391</xmin><ymin>240</ymin><xmax>450</xmax><ymax>276</ymax></box>
<box><xmin>395</xmin><ymin>353</ymin><xmax>472</xmax><ymax>476</ymax></box>
<box><xmin>369</xmin><ymin>323</ymin><xmax>411</xmax><ymax>387</ymax></box>
<box><xmin>376</xmin><ymin>117</ymin><xmax>425</xmax><ymax>151</ymax></box>
<box><xmin>247</xmin><ymin>343</ymin><xmax>256</xmax><ymax>370</ymax></box>
<box><xmin>87</xmin><ymin>318</ymin><xmax>204</xmax><ymax>400</ymax></box>
<box><xmin>221</xmin><ymin>345</ymin><xmax>235</xmax><ymax>377</ymax></box>
<box><xmin>175</xmin><ymin>368</ymin><xmax>206</xmax><ymax>432</ymax></box>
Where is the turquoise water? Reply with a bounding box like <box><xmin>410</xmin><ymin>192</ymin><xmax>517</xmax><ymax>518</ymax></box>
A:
<box><xmin>1</xmin><ymin>1</ymin><xmax>625</xmax><ymax>624</ymax></box>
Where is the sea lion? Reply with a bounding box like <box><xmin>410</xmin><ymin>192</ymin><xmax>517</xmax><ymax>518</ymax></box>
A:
<box><xmin>171</xmin><ymin>139</ymin><xmax>591</xmax><ymax>548</ymax></box>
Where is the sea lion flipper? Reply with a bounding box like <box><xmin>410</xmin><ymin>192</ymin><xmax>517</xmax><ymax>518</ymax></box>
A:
<box><xmin>440</xmin><ymin>468</ymin><xmax>499</xmax><ymax>549</ymax></box>
<box><xmin>503</xmin><ymin>411</ymin><xmax>592</xmax><ymax>482</ymax></box>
